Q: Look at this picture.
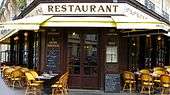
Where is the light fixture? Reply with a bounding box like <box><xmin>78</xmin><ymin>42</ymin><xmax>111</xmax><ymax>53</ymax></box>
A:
<box><xmin>72</xmin><ymin>32</ymin><xmax>76</xmax><ymax>36</ymax></box>
<box><xmin>146</xmin><ymin>34</ymin><xmax>151</xmax><ymax>37</ymax></box>
<box><xmin>24</xmin><ymin>32</ymin><xmax>28</xmax><ymax>37</ymax></box>
<box><xmin>157</xmin><ymin>35</ymin><xmax>161</xmax><ymax>40</ymax></box>
<box><xmin>157</xmin><ymin>29</ymin><xmax>161</xmax><ymax>41</ymax></box>
<box><xmin>133</xmin><ymin>43</ymin><xmax>136</xmax><ymax>46</ymax></box>
<box><xmin>14</xmin><ymin>36</ymin><xmax>19</xmax><ymax>40</ymax></box>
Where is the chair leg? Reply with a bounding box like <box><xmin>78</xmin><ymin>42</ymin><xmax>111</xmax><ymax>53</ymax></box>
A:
<box><xmin>161</xmin><ymin>88</ymin><xmax>164</xmax><ymax>95</ymax></box>
<box><xmin>18</xmin><ymin>81</ymin><xmax>22</xmax><ymax>88</ymax></box>
<box><xmin>129</xmin><ymin>84</ymin><xmax>132</xmax><ymax>93</ymax></box>
<box><xmin>33</xmin><ymin>87</ymin><xmax>36</xmax><ymax>95</ymax></box>
<box><xmin>148</xmin><ymin>87</ymin><xmax>151</xmax><ymax>95</ymax></box>
<box><xmin>12</xmin><ymin>81</ymin><xmax>16</xmax><ymax>89</ymax></box>
<box><xmin>52</xmin><ymin>88</ymin><xmax>55</xmax><ymax>95</ymax></box>
<box><xmin>123</xmin><ymin>83</ymin><xmax>127</xmax><ymax>91</ymax></box>
<box><xmin>140</xmin><ymin>86</ymin><xmax>144</xmax><ymax>94</ymax></box>
<box><xmin>25</xmin><ymin>86</ymin><xmax>29</xmax><ymax>95</ymax></box>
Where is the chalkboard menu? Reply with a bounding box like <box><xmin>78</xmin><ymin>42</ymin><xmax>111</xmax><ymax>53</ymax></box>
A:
<box><xmin>105</xmin><ymin>74</ymin><xmax>121</xmax><ymax>92</ymax></box>
<box><xmin>46</xmin><ymin>47</ymin><xmax>60</xmax><ymax>73</ymax></box>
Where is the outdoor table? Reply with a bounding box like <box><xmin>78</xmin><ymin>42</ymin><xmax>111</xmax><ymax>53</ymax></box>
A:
<box><xmin>37</xmin><ymin>73</ymin><xmax>59</xmax><ymax>94</ymax></box>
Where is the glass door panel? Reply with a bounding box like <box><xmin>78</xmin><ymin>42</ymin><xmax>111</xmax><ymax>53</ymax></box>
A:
<box><xmin>67</xmin><ymin>33</ymin><xmax>81</xmax><ymax>88</ymax></box>
<box><xmin>84</xmin><ymin>34</ymin><xmax>98</xmax><ymax>76</ymax></box>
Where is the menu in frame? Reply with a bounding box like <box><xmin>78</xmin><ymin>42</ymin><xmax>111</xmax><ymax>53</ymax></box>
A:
<box><xmin>106</xmin><ymin>46</ymin><xmax>117</xmax><ymax>63</ymax></box>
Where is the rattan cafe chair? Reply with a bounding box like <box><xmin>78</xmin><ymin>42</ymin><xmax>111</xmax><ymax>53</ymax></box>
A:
<box><xmin>122</xmin><ymin>71</ymin><xmax>136</xmax><ymax>93</ymax></box>
<box><xmin>138</xmin><ymin>69</ymin><xmax>150</xmax><ymax>80</ymax></box>
<box><xmin>51</xmin><ymin>71</ymin><xmax>69</xmax><ymax>95</ymax></box>
<box><xmin>3</xmin><ymin>67</ymin><xmax>14</xmax><ymax>86</ymax></box>
<box><xmin>24</xmin><ymin>72</ymin><xmax>42</xmax><ymax>95</ymax></box>
<box><xmin>140</xmin><ymin>73</ymin><xmax>154</xmax><ymax>95</ymax></box>
<box><xmin>160</xmin><ymin>74</ymin><xmax>170</xmax><ymax>95</ymax></box>
<box><xmin>11</xmin><ymin>69</ymin><xmax>24</xmax><ymax>89</ymax></box>
<box><xmin>29</xmin><ymin>71</ymin><xmax>44</xmax><ymax>84</ymax></box>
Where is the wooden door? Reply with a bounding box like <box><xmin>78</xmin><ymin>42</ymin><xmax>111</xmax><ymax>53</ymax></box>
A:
<box><xmin>68</xmin><ymin>32</ymin><xmax>99</xmax><ymax>89</ymax></box>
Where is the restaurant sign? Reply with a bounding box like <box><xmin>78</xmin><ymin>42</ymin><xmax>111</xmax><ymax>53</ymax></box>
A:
<box><xmin>41</xmin><ymin>3</ymin><xmax>124</xmax><ymax>15</ymax></box>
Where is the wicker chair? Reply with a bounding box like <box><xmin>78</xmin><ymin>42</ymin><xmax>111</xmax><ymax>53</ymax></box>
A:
<box><xmin>140</xmin><ymin>73</ymin><xmax>154</xmax><ymax>95</ymax></box>
<box><xmin>160</xmin><ymin>75</ymin><xmax>170</xmax><ymax>95</ymax></box>
<box><xmin>51</xmin><ymin>71</ymin><xmax>69</xmax><ymax>95</ymax></box>
<box><xmin>29</xmin><ymin>71</ymin><xmax>44</xmax><ymax>84</ymax></box>
<box><xmin>122</xmin><ymin>71</ymin><xmax>136</xmax><ymax>93</ymax></box>
<box><xmin>3</xmin><ymin>67</ymin><xmax>14</xmax><ymax>86</ymax></box>
<box><xmin>11</xmin><ymin>69</ymin><xmax>24</xmax><ymax>89</ymax></box>
<box><xmin>24</xmin><ymin>72</ymin><xmax>42</xmax><ymax>95</ymax></box>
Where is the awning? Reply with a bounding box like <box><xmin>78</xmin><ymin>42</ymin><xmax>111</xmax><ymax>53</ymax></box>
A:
<box><xmin>41</xmin><ymin>17</ymin><xmax>115</xmax><ymax>27</ymax></box>
<box><xmin>0</xmin><ymin>15</ymin><xmax>52</xmax><ymax>43</ymax></box>
<box><xmin>0</xmin><ymin>29</ymin><xmax>18</xmax><ymax>43</ymax></box>
<box><xmin>111</xmin><ymin>16</ymin><xmax>170</xmax><ymax>31</ymax></box>
<box><xmin>0</xmin><ymin>16</ymin><xmax>170</xmax><ymax>43</ymax></box>
<box><xmin>0</xmin><ymin>15</ymin><xmax>52</xmax><ymax>30</ymax></box>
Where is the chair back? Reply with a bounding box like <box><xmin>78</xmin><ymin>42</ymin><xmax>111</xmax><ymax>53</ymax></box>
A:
<box><xmin>11</xmin><ymin>69</ymin><xmax>24</xmax><ymax>78</ymax></box>
<box><xmin>30</xmin><ymin>71</ymin><xmax>39</xmax><ymax>79</ymax></box>
<box><xmin>20</xmin><ymin>68</ymin><xmax>29</xmax><ymax>73</ymax></box>
<box><xmin>160</xmin><ymin>75</ymin><xmax>170</xmax><ymax>84</ymax></box>
<box><xmin>58</xmin><ymin>71</ymin><xmax>69</xmax><ymax>88</ymax></box>
<box><xmin>3</xmin><ymin>68</ymin><xmax>14</xmax><ymax>77</ymax></box>
<box><xmin>25</xmin><ymin>72</ymin><xmax>36</xmax><ymax>82</ymax></box>
<box><xmin>123</xmin><ymin>71</ymin><xmax>135</xmax><ymax>81</ymax></box>
<box><xmin>154</xmin><ymin>67</ymin><xmax>164</xmax><ymax>71</ymax></box>
<box><xmin>141</xmin><ymin>74</ymin><xmax>153</xmax><ymax>85</ymax></box>
<box><xmin>140</xmin><ymin>69</ymin><xmax>150</xmax><ymax>74</ymax></box>
<box><xmin>154</xmin><ymin>70</ymin><xmax>166</xmax><ymax>75</ymax></box>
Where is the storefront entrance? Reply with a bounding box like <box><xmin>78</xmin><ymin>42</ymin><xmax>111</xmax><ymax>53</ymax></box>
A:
<box><xmin>67</xmin><ymin>31</ymin><xmax>99</xmax><ymax>89</ymax></box>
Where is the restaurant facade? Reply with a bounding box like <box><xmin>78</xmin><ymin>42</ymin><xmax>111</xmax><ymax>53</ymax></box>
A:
<box><xmin>0</xmin><ymin>0</ymin><xmax>170</xmax><ymax>92</ymax></box>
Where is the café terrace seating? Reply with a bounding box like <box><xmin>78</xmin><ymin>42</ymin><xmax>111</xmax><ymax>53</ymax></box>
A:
<box><xmin>122</xmin><ymin>66</ymin><xmax>170</xmax><ymax>94</ymax></box>
<box><xmin>1</xmin><ymin>65</ymin><xmax>69</xmax><ymax>95</ymax></box>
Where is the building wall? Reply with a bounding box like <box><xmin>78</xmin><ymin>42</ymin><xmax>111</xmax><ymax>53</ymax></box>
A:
<box><xmin>136</xmin><ymin>0</ymin><xmax>170</xmax><ymax>21</ymax></box>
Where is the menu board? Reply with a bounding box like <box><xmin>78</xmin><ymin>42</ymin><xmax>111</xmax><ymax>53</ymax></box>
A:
<box><xmin>105</xmin><ymin>74</ymin><xmax>121</xmax><ymax>92</ymax></box>
<box><xmin>46</xmin><ymin>47</ymin><xmax>60</xmax><ymax>73</ymax></box>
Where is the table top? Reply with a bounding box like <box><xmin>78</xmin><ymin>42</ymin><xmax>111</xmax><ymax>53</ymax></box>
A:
<box><xmin>37</xmin><ymin>73</ymin><xmax>58</xmax><ymax>80</ymax></box>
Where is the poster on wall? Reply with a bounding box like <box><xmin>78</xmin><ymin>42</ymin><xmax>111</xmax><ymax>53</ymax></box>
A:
<box><xmin>106</xmin><ymin>46</ymin><xmax>117</xmax><ymax>63</ymax></box>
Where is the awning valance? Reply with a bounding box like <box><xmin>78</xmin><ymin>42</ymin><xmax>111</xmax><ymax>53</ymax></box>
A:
<box><xmin>41</xmin><ymin>17</ymin><xmax>115</xmax><ymax>27</ymax></box>
<box><xmin>111</xmin><ymin>16</ymin><xmax>170</xmax><ymax>31</ymax></box>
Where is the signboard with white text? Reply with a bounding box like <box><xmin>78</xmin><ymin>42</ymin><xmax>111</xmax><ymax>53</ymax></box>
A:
<box><xmin>41</xmin><ymin>3</ymin><xmax>124</xmax><ymax>15</ymax></box>
<box><xmin>40</xmin><ymin>3</ymin><xmax>159</xmax><ymax>22</ymax></box>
